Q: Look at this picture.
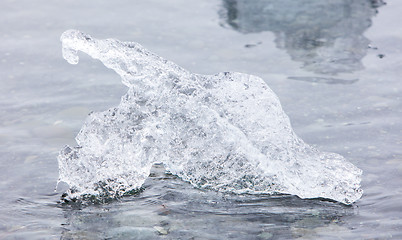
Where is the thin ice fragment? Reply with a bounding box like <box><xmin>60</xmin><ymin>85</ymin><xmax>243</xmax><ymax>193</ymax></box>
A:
<box><xmin>58</xmin><ymin>30</ymin><xmax>363</xmax><ymax>204</ymax></box>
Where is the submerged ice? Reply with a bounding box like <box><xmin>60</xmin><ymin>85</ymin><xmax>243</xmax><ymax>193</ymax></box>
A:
<box><xmin>58</xmin><ymin>30</ymin><xmax>363</xmax><ymax>204</ymax></box>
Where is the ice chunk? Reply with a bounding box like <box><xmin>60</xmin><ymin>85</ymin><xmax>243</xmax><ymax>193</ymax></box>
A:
<box><xmin>58</xmin><ymin>30</ymin><xmax>363</xmax><ymax>204</ymax></box>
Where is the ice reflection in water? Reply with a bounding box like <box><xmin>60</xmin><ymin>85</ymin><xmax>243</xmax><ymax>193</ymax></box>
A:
<box><xmin>61</xmin><ymin>164</ymin><xmax>354</xmax><ymax>240</ymax></box>
<box><xmin>220</xmin><ymin>0</ymin><xmax>384</xmax><ymax>79</ymax></box>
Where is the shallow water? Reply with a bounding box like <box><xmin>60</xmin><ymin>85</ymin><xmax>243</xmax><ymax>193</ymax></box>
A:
<box><xmin>0</xmin><ymin>0</ymin><xmax>401</xmax><ymax>239</ymax></box>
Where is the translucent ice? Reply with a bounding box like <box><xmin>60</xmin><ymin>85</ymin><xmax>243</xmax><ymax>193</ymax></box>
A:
<box><xmin>58</xmin><ymin>30</ymin><xmax>363</xmax><ymax>204</ymax></box>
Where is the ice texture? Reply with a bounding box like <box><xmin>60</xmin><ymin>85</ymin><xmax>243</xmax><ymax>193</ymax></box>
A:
<box><xmin>58</xmin><ymin>30</ymin><xmax>363</xmax><ymax>204</ymax></box>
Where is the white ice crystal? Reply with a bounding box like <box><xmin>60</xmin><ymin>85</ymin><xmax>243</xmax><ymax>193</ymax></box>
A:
<box><xmin>58</xmin><ymin>30</ymin><xmax>363</xmax><ymax>204</ymax></box>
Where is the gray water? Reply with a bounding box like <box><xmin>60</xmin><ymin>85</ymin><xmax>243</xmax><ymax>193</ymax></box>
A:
<box><xmin>0</xmin><ymin>0</ymin><xmax>401</xmax><ymax>239</ymax></box>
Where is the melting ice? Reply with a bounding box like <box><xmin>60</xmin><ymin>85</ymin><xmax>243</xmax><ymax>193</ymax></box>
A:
<box><xmin>58</xmin><ymin>30</ymin><xmax>363</xmax><ymax>204</ymax></box>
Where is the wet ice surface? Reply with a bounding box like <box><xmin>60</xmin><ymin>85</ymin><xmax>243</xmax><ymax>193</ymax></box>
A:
<box><xmin>1</xmin><ymin>0</ymin><xmax>401</xmax><ymax>239</ymax></box>
<box><xmin>59</xmin><ymin>30</ymin><xmax>362</xmax><ymax>204</ymax></box>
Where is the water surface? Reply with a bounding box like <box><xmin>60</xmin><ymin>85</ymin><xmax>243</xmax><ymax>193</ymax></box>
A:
<box><xmin>0</xmin><ymin>0</ymin><xmax>401</xmax><ymax>239</ymax></box>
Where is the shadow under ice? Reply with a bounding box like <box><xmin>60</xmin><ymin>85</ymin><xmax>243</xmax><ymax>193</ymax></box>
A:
<box><xmin>60</xmin><ymin>164</ymin><xmax>356</xmax><ymax>240</ymax></box>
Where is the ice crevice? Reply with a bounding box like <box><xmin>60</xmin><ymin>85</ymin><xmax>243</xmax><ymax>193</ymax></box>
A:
<box><xmin>58</xmin><ymin>29</ymin><xmax>363</xmax><ymax>204</ymax></box>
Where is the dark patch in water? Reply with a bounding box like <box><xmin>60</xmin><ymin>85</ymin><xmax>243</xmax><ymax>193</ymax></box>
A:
<box><xmin>288</xmin><ymin>76</ymin><xmax>359</xmax><ymax>85</ymax></box>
